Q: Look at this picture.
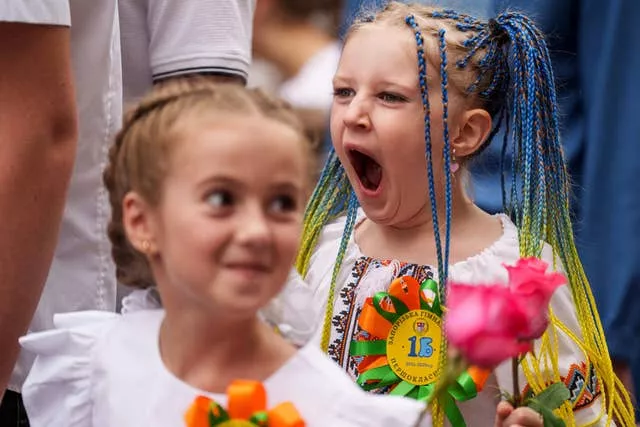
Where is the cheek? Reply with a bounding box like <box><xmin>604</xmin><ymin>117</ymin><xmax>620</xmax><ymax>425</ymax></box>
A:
<box><xmin>274</xmin><ymin>222</ymin><xmax>302</xmax><ymax>264</ymax></box>
<box><xmin>329</xmin><ymin>111</ymin><xmax>344</xmax><ymax>151</ymax></box>
<box><xmin>383</xmin><ymin>121</ymin><xmax>427</xmax><ymax>170</ymax></box>
<box><xmin>161</xmin><ymin>211</ymin><xmax>226</xmax><ymax>262</ymax></box>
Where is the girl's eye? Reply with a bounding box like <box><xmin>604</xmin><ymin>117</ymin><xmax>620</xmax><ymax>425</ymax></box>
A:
<box><xmin>379</xmin><ymin>92</ymin><xmax>407</xmax><ymax>103</ymax></box>
<box><xmin>206</xmin><ymin>190</ymin><xmax>233</xmax><ymax>208</ymax></box>
<box><xmin>333</xmin><ymin>87</ymin><xmax>355</xmax><ymax>98</ymax></box>
<box><xmin>269</xmin><ymin>195</ymin><xmax>297</xmax><ymax>214</ymax></box>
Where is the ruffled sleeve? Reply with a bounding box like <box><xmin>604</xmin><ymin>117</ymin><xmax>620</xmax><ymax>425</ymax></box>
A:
<box><xmin>121</xmin><ymin>287</ymin><xmax>162</xmax><ymax>313</ymax></box>
<box><xmin>305</xmin><ymin>212</ymin><xmax>362</xmax><ymax>310</ymax></box>
<box><xmin>19</xmin><ymin>311</ymin><xmax>119</xmax><ymax>427</ymax></box>
<box><xmin>260</xmin><ymin>270</ymin><xmax>321</xmax><ymax>347</ymax></box>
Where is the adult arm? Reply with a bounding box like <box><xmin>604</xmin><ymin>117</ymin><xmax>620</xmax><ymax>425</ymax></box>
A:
<box><xmin>0</xmin><ymin>22</ymin><xmax>77</xmax><ymax>394</ymax></box>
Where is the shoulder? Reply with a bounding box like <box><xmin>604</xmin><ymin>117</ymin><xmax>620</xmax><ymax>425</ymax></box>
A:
<box><xmin>20</xmin><ymin>311</ymin><xmax>122</xmax><ymax>361</ymax></box>
<box><xmin>450</xmin><ymin>213</ymin><xmax>562</xmax><ymax>282</ymax></box>
<box><xmin>20</xmin><ymin>311</ymin><xmax>119</xmax><ymax>426</ymax></box>
<box><xmin>20</xmin><ymin>310</ymin><xmax>164</xmax><ymax>426</ymax></box>
<box><xmin>450</xmin><ymin>214</ymin><xmax>516</xmax><ymax>282</ymax></box>
<box><xmin>306</xmin><ymin>211</ymin><xmax>364</xmax><ymax>284</ymax></box>
<box><xmin>20</xmin><ymin>309</ymin><xmax>163</xmax><ymax>375</ymax></box>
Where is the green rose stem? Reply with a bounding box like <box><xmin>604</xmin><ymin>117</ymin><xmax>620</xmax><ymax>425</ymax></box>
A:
<box><xmin>512</xmin><ymin>356</ymin><xmax>521</xmax><ymax>407</ymax></box>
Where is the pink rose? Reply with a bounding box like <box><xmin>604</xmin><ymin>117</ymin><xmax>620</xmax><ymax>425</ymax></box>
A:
<box><xmin>444</xmin><ymin>257</ymin><xmax>567</xmax><ymax>368</ymax></box>
<box><xmin>504</xmin><ymin>257</ymin><xmax>566</xmax><ymax>340</ymax></box>
<box><xmin>445</xmin><ymin>283</ymin><xmax>533</xmax><ymax>368</ymax></box>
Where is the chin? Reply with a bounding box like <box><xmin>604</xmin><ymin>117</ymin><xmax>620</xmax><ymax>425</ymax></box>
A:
<box><xmin>357</xmin><ymin>198</ymin><xmax>400</xmax><ymax>225</ymax></box>
<box><xmin>218</xmin><ymin>298</ymin><xmax>268</xmax><ymax>319</ymax></box>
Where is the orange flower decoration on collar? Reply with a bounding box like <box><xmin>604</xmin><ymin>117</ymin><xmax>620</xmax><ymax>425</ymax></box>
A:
<box><xmin>185</xmin><ymin>380</ymin><xmax>305</xmax><ymax>427</ymax></box>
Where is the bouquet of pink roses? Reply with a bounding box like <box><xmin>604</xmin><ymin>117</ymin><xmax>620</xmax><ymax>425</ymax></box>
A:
<box><xmin>424</xmin><ymin>258</ymin><xmax>571</xmax><ymax>427</ymax></box>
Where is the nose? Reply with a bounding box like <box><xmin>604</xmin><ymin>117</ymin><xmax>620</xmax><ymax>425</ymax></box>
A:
<box><xmin>236</xmin><ymin>202</ymin><xmax>271</xmax><ymax>248</ymax></box>
<box><xmin>342</xmin><ymin>96</ymin><xmax>372</xmax><ymax>130</ymax></box>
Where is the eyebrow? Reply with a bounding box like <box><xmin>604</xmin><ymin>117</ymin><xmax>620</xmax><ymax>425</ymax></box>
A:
<box><xmin>378</xmin><ymin>80</ymin><xmax>418</xmax><ymax>92</ymax></box>
<box><xmin>197</xmin><ymin>175</ymin><xmax>241</xmax><ymax>191</ymax></box>
<box><xmin>270</xmin><ymin>181</ymin><xmax>303</xmax><ymax>194</ymax></box>
<box><xmin>332</xmin><ymin>75</ymin><xmax>352</xmax><ymax>86</ymax></box>
<box><xmin>332</xmin><ymin>75</ymin><xmax>418</xmax><ymax>93</ymax></box>
<box><xmin>197</xmin><ymin>176</ymin><xmax>303</xmax><ymax>193</ymax></box>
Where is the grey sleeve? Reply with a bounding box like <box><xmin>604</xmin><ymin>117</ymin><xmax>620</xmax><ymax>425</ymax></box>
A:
<box><xmin>145</xmin><ymin>0</ymin><xmax>255</xmax><ymax>83</ymax></box>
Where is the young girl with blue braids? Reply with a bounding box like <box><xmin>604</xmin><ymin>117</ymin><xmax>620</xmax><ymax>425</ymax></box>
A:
<box><xmin>279</xmin><ymin>2</ymin><xmax>634</xmax><ymax>426</ymax></box>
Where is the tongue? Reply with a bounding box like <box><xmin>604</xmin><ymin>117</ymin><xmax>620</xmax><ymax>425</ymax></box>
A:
<box><xmin>363</xmin><ymin>160</ymin><xmax>382</xmax><ymax>190</ymax></box>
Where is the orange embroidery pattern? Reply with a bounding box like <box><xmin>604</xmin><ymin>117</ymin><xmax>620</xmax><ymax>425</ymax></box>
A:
<box><xmin>522</xmin><ymin>361</ymin><xmax>601</xmax><ymax>410</ymax></box>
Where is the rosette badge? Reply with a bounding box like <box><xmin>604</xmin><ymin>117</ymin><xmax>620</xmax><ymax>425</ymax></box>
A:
<box><xmin>350</xmin><ymin>276</ymin><xmax>489</xmax><ymax>426</ymax></box>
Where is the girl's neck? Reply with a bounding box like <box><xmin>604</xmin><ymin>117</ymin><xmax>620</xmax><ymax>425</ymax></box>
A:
<box><xmin>158</xmin><ymin>309</ymin><xmax>296</xmax><ymax>393</ymax></box>
<box><xmin>356</xmin><ymin>183</ymin><xmax>503</xmax><ymax>266</ymax></box>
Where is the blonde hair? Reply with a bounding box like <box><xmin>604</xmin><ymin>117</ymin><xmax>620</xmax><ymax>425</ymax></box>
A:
<box><xmin>104</xmin><ymin>78</ymin><xmax>315</xmax><ymax>289</ymax></box>
<box><xmin>346</xmin><ymin>2</ymin><xmax>506</xmax><ymax>119</ymax></box>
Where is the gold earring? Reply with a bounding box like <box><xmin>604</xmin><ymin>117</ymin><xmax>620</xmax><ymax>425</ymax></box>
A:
<box><xmin>451</xmin><ymin>148</ymin><xmax>460</xmax><ymax>174</ymax></box>
<box><xmin>141</xmin><ymin>240</ymin><xmax>151</xmax><ymax>254</ymax></box>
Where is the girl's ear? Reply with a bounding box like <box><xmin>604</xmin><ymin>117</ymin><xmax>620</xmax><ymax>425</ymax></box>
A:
<box><xmin>452</xmin><ymin>108</ymin><xmax>492</xmax><ymax>158</ymax></box>
<box><xmin>122</xmin><ymin>192</ymin><xmax>159</xmax><ymax>256</ymax></box>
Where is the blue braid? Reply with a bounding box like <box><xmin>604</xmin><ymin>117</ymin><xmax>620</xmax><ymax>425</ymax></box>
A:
<box><xmin>425</xmin><ymin>9</ymin><xmax>569</xmax><ymax>257</ymax></box>
<box><xmin>499</xmin><ymin>108</ymin><xmax>511</xmax><ymax>216</ymax></box>
<box><xmin>331</xmin><ymin>190</ymin><xmax>359</xmax><ymax>291</ymax></box>
<box><xmin>405</xmin><ymin>15</ymin><xmax>447</xmax><ymax>301</ymax></box>
<box><xmin>458</xmin><ymin>31</ymin><xmax>491</xmax><ymax>70</ymax></box>
<box><xmin>438</xmin><ymin>28</ymin><xmax>453</xmax><ymax>293</ymax></box>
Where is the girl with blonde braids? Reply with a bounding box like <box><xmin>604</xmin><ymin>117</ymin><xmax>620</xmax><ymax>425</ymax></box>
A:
<box><xmin>282</xmin><ymin>2</ymin><xmax>634</xmax><ymax>426</ymax></box>
<box><xmin>17</xmin><ymin>79</ymin><xmax>424</xmax><ymax>427</ymax></box>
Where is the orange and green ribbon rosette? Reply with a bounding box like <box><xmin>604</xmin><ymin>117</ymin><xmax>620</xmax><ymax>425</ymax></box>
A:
<box><xmin>185</xmin><ymin>380</ymin><xmax>305</xmax><ymax>427</ymax></box>
<box><xmin>350</xmin><ymin>276</ymin><xmax>490</xmax><ymax>427</ymax></box>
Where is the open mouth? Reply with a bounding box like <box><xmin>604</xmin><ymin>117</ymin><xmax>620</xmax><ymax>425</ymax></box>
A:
<box><xmin>349</xmin><ymin>149</ymin><xmax>382</xmax><ymax>192</ymax></box>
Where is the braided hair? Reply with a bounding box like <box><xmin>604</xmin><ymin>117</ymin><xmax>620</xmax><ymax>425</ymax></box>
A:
<box><xmin>104</xmin><ymin>78</ymin><xmax>315</xmax><ymax>290</ymax></box>
<box><xmin>297</xmin><ymin>3</ymin><xmax>634</xmax><ymax>426</ymax></box>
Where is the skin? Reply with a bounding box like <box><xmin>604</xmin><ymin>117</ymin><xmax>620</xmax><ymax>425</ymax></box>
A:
<box><xmin>122</xmin><ymin>114</ymin><xmax>308</xmax><ymax>392</ymax></box>
<box><xmin>494</xmin><ymin>402</ymin><xmax>544</xmax><ymax>427</ymax></box>
<box><xmin>330</xmin><ymin>23</ymin><xmax>502</xmax><ymax>268</ymax></box>
<box><xmin>0</xmin><ymin>23</ymin><xmax>78</xmax><ymax>396</ymax></box>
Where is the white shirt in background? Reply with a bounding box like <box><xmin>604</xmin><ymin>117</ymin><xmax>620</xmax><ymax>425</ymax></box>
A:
<box><xmin>279</xmin><ymin>42</ymin><xmax>341</xmax><ymax>111</ymax></box>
